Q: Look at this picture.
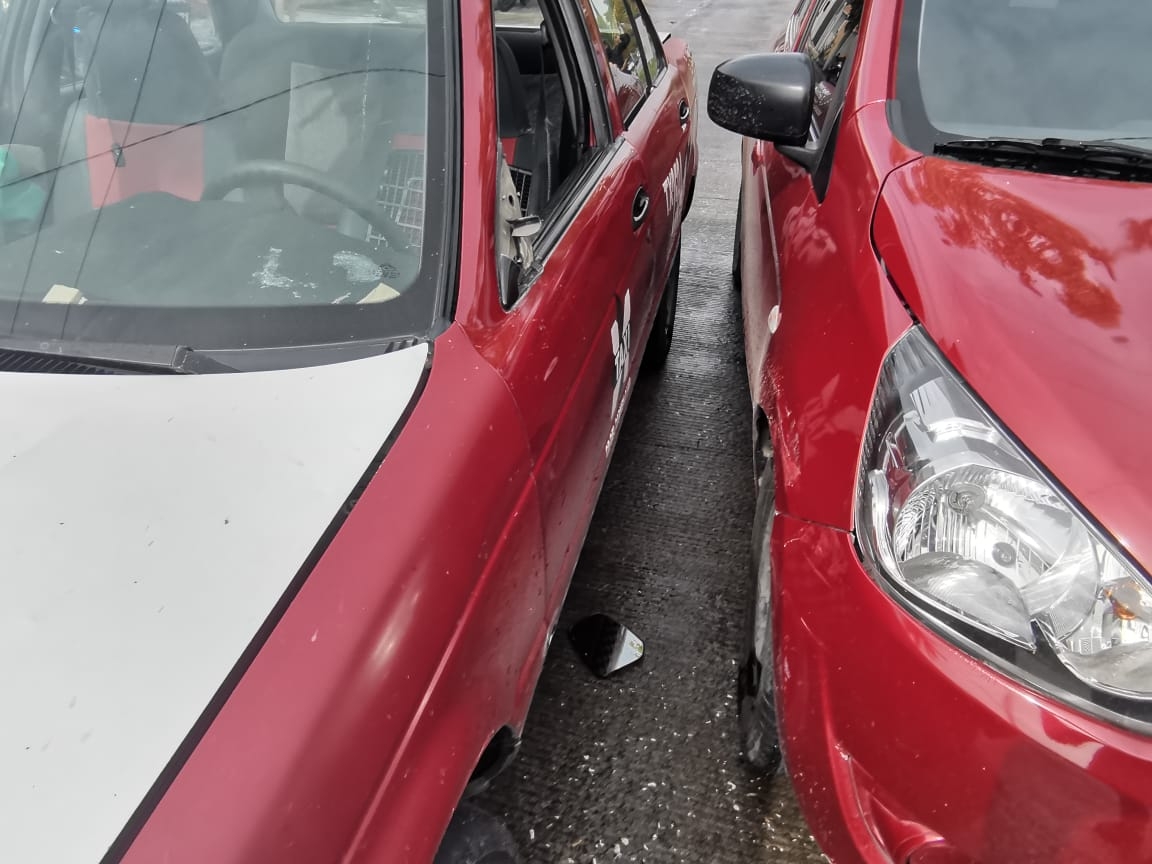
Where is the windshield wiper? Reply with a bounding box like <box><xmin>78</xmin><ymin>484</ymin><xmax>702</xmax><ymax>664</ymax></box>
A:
<box><xmin>0</xmin><ymin>338</ymin><xmax>235</xmax><ymax>374</ymax></box>
<box><xmin>933</xmin><ymin>137</ymin><xmax>1152</xmax><ymax>182</ymax></box>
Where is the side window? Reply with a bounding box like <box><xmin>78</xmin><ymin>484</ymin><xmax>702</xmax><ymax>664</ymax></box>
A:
<box><xmin>803</xmin><ymin>0</ymin><xmax>862</xmax><ymax>134</ymax></box>
<box><xmin>491</xmin><ymin>0</ymin><xmax>607</xmax><ymax>212</ymax></box>
<box><xmin>493</xmin><ymin>0</ymin><xmax>545</xmax><ymax>28</ymax></box>
<box><xmin>584</xmin><ymin>0</ymin><xmax>648</xmax><ymax>123</ymax></box>
<box><xmin>624</xmin><ymin>0</ymin><xmax>664</xmax><ymax>86</ymax></box>
<box><xmin>491</xmin><ymin>0</ymin><xmax>610</xmax><ymax>302</ymax></box>
<box><xmin>782</xmin><ymin>0</ymin><xmax>818</xmax><ymax>49</ymax></box>
<box><xmin>798</xmin><ymin>0</ymin><xmax>840</xmax><ymax>47</ymax></box>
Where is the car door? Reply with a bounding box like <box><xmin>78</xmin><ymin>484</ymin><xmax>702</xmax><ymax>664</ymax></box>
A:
<box><xmin>478</xmin><ymin>0</ymin><xmax>656</xmax><ymax>616</ymax></box>
<box><xmin>614</xmin><ymin>0</ymin><xmax>692</xmax><ymax>301</ymax></box>
<box><xmin>743</xmin><ymin>0</ymin><xmax>861</xmax><ymax>404</ymax></box>
<box><xmin>580</xmin><ymin>0</ymin><xmax>673</xmax><ymax>342</ymax></box>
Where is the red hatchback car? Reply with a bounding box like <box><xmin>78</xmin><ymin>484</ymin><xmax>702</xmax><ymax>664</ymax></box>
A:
<box><xmin>0</xmin><ymin>0</ymin><xmax>696</xmax><ymax>859</ymax></box>
<box><xmin>708</xmin><ymin>0</ymin><xmax>1152</xmax><ymax>862</ymax></box>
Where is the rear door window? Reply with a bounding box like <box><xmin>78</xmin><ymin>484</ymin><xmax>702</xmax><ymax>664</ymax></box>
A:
<box><xmin>584</xmin><ymin>0</ymin><xmax>648</xmax><ymax>124</ymax></box>
<box><xmin>624</xmin><ymin>0</ymin><xmax>664</xmax><ymax>86</ymax></box>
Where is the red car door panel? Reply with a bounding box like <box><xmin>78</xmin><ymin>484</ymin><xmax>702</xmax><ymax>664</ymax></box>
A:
<box><xmin>472</xmin><ymin>144</ymin><xmax>653</xmax><ymax>614</ymax></box>
<box><xmin>624</xmin><ymin>37</ymin><xmax>694</xmax><ymax>299</ymax></box>
<box><xmin>741</xmin><ymin>138</ymin><xmax>805</xmax><ymax>408</ymax></box>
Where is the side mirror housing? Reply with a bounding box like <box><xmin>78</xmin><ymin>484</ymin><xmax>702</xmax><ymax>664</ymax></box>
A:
<box><xmin>707</xmin><ymin>52</ymin><xmax>815</xmax><ymax>146</ymax></box>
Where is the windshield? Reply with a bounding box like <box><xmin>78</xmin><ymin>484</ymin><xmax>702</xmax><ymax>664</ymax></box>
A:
<box><xmin>895</xmin><ymin>0</ymin><xmax>1152</xmax><ymax>155</ymax></box>
<box><xmin>0</xmin><ymin>0</ymin><xmax>452</xmax><ymax>365</ymax></box>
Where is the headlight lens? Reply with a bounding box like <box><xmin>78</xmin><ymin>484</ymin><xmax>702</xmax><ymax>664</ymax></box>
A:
<box><xmin>858</xmin><ymin>327</ymin><xmax>1152</xmax><ymax>704</ymax></box>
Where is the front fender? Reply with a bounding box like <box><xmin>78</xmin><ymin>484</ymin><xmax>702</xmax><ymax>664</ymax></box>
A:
<box><xmin>121</xmin><ymin>326</ymin><xmax>547</xmax><ymax>864</ymax></box>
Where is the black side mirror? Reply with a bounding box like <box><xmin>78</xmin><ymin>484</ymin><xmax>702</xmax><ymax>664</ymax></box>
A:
<box><xmin>707</xmin><ymin>52</ymin><xmax>815</xmax><ymax>147</ymax></box>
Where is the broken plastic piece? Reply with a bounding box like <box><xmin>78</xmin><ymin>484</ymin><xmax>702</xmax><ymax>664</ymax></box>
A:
<box><xmin>569</xmin><ymin>613</ymin><xmax>645</xmax><ymax>678</ymax></box>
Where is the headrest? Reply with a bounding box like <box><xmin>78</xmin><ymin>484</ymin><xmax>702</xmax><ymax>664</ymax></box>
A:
<box><xmin>495</xmin><ymin>36</ymin><xmax>531</xmax><ymax>139</ymax></box>
<box><xmin>83</xmin><ymin>0</ymin><xmax>217</xmax><ymax>125</ymax></box>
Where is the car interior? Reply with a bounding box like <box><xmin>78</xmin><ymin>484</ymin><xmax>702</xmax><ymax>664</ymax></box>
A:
<box><xmin>4</xmin><ymin>0</ymin><xmax>427</xmax><ymax>233</ymax></box>
<box><xmin>0</xmin><ymin>0</ymin><xmax>593</xmax><ymax>239</ymax></box>
<box><xmin>492</xmin><ymin>9</ymin><xmax>596</xmax><ymax>220</ymax></box>
<box><xmin>0</xmin><ymin>0</ymin><xmax>441</xmax><ymax>312</ymax></box>
<box><xmin>0</xmin><ymin>0</ymin><xmax>599</xmax><ymax>317</ymax></box>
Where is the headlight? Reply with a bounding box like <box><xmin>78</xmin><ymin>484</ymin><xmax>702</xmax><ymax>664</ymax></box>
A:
<box><xmin>857</xmin><ymin>327</ymin><xmax>1152</xmax><ymax>712</ymax></box>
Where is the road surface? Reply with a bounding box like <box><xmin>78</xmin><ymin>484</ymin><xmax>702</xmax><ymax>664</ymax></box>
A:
<box><xmin>478</xmin><ymin>0</ymin><xmax>831</xmax><ymax>861</ymax></box>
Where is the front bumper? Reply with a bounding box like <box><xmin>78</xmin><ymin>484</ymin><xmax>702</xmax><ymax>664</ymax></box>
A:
<box><xmin>773</xmin><ymin>514</ymin><xmax>1152</xmax><ymax>864</ymax></box>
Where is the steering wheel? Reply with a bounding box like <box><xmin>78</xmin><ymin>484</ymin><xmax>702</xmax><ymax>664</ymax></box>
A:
<box><xmin>202</xmin><ymin>160</ymin><xmax>418</xmax><ymax>264</ymax></box>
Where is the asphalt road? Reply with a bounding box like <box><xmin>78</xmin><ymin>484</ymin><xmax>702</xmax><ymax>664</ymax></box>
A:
<box><xmin>478</xmin><ymin>0</ymin><xmax>830</xmax><ymax>861</ymax></box>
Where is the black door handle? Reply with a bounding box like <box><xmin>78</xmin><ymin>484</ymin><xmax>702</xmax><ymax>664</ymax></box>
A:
<box><xmin>632</xmin><ymin>187</ymin><xmax>650</xmax><ymax>229</ymax></box>
<box><xmin>678</xmin><ymin>98</ymin><xmax>690</xmax><ymax>127</ymax></box>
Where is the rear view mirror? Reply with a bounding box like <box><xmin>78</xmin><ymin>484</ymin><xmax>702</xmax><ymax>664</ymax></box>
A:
<box><xmin>707</xmin><ymin>52</ymin><xmax>815</xmax><ymax>146</ymax></box>
<box><xmin>569</xmin><ymin>614</ymin><xmax>644</xmax><ymax>678</ymax></box>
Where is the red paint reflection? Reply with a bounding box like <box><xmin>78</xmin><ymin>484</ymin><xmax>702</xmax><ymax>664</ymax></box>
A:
<box><xmin>908</xmin><ymin>162</ymin><xmax>1123</xmax><ymax>328</ymax></box>
<box><xmin>1125</xmin><ymin>218</ymin><xmax>1152</xmax><ymax>252</ymax></box>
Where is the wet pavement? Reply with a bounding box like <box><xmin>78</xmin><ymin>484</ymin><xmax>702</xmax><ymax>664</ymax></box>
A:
<box><xmin>477</xmin><ymin>0</ymin><xmax>830</xmax><ymax>860</ymax></box>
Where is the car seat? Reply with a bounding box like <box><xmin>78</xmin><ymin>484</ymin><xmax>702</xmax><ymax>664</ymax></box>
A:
<box><xmin>216</xmin><ymin>21</ymin><xmax>427</xmax><ymax>245</ymax></box>
<box><xmin>47</xmin><ymin>0</ymin><xmax>223</xmax><ymax>224</ymax></box>
<box><xmin>495</xmin><ymin>35</ymin><xmax>534</xmax><ymax>214</ymax></box>
<box><xmin>492</xmin><ymin>31</ymin><xmax>565</xmax><ymax>217</ymax></box>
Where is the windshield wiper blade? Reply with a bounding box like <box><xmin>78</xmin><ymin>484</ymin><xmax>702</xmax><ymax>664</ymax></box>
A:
<box><xmin>0</xmin><ymin>338</ymin><xmax>235</xmax><ymax>374</ymax></box>
<box><xmin>933</xmin><ymin>137</ymin><xmax>1152</xmax><ymax>182</ymax></box>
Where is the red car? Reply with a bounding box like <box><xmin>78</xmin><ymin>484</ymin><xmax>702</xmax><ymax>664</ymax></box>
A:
<box><xmin>0</xmin><ymin>0</ymin><xmax>696</xmax><ymax>859</ymax></box>
<box><xmin>708</xmin><ymin>0</ymin><xmax>1152</xmax><ymax>862</ymax></box>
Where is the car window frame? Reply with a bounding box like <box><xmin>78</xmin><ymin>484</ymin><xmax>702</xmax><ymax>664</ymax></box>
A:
<box><xmin>807</xmin><ymin>5</ymin><xmax>859</xmax><ymax>201</ymax></box>
<box><xmin>797</xmin><ymin>0</ymin><xmax>861</xmax><ymax>147</ymax></box>
<box><xmin>580</xmin><ymin>0</ymin><xmax>653</xmax><ymax>128</ymax></box>
<box><xmin>491</xmin><ymin>0</ymin><xmax>615</xmax><ymax>168</ymax></box>
<box><xmin>493</xmin><ymin>0</ymin><xmax>625</xmax><ymax>305</ymax></box>
<box><xmin>802</xmin><ymin>0</ymin><xmax>844</xmax><ymax>139</ymax></box>
<box><xmin>624</xmin><ymin>0</ymin><xmax>665</xmax><ymax>90</ymax></box>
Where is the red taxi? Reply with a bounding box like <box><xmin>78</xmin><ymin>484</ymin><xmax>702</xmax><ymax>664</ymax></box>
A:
<box><xmin>0</xmin><ymin>0</ymin><xmax>697</xmax><ymax>859</ymax></box>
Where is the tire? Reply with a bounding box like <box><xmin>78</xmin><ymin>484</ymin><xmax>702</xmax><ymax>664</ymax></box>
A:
<box><xmin>433</xmin><ymin>803</ymin><xmax>522</xmax><ymax>864</ymax></box>
<box><xmin>736</xmin><ymin>463</ymin><xmax>783</xmax><ymax>776</ymax></box>
<box><xmin>731</xmin><ymin>183</ymin><xmax>743</xmax><ymax>293</ymax></box>
<box><xmin>641</xmin><ymin>239</ymin><xmax>680</xmax><ymax>371</ymax></box>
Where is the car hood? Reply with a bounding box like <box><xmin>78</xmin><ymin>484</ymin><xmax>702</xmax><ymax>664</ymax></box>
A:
<box><xmin>0</xmin><ymin>343</ymin><xmax>428</xmax><ymax>864</ymax></box>
<box><xmin>874</xmin><ymin>155</ymin><xmax>1152</xmax><ymax>573</ymax></box>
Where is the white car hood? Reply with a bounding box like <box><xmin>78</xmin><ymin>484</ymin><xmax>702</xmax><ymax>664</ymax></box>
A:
<box><xmin>0</xmin><ymin>343</ymin><xmax>429</xmax><ymax>864</ymax></box>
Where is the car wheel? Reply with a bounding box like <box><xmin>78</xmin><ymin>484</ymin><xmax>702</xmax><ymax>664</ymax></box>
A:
<box><xmin>737</xmin><ymin>463</ymin><xmax>783</xmax><ymax>775</ymax></box>
<box><xmin>641</xmin><ymin>239</ymin><xmax>680</xmax><ymax>371</ymax></box>
<box><xmin>731</xmin><ymin>183</ymin><xmax>743</xmax><ymax>293</ymax></box>
<box><xmin>433</xmin><ymin>803</ymin><xmax>522</xmax><ymax>864</ymax></box>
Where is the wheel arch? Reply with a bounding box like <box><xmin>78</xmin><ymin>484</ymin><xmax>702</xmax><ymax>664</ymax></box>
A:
<box><xmin>463</xmin><ymin>725</ymin><xmax>521</xmax><ymax>798</ymax></box>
